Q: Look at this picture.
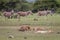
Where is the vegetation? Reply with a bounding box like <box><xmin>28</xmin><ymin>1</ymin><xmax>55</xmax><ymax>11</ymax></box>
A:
<box><xmin>0</xmin><ymin>13</ymin><xmax>60</xmax><ymax>40</ymax></box>
<box><xmin>0</xmin><ymin>0</ymin><xmax>60</xmax><ymax>12</ymax></box>
<box><xmin>0</xmin><ymin>13</ymin><xmax>60</xmax><ymax>26</ymax></box>
<box><xmin>0</xmin><ymin>0</ymin><xmax>60</xmax><ymax>40</ymax></box>
<box><xmin>0</xmin><ymin>26</ymin><xmax>60</xmax><ymax>40</ymax></box>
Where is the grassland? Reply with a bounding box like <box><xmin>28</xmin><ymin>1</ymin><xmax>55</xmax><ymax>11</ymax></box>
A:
<box><xmin>0</xmin><ymin>13</ymin><xmax>60</xmax><ymax>40</ymax></box>
<box><xmin>0</xmin><ymin>14</ymin><xmax>60</xmax><ymax>26</ymax></box>
<box><xmin>0</xmin><ymin>26</ymin><xmax>60</xmax><ymax>40</ymax></box>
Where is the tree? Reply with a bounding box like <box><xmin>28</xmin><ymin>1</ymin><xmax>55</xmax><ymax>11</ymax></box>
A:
<box><xmin>55</xmin><ymin>0</ymin><xmax>60</xmax><ymax>7</ymax></box>
<box><xmin>14</xmin><ymin>0</ymin><xmax>32</xmax><ymax>11</ymax></box>
<box><xmin>33</xmin><ymin>0</ymin><xmax>57</xmax><ymax>11</ymax></box>
<box><xmin>0</xmin><ymin>0</ymin><xmax>31</xmax><ymax>11</ymax></box>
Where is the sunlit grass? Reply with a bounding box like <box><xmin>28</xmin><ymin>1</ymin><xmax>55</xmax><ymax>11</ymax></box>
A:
<box><xmin>0</xmin><ymin>14</ymin><xmax>60</xmax><ymax>26</ymax></box>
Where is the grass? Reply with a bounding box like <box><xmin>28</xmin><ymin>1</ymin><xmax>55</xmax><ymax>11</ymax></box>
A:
<box><xmin>0</xmin><ymin>13</ymin><xmax>60</xmax><ymax>40</ymax></box>
<box><xmin>0</xmin><ymin>27</ymin><xmax>60</xmax><ymax>40</ymax></box>
<box><xmin>0</xmin><ymin>13</ymin><xmax>60</xmax><ymax>26</ymax></box>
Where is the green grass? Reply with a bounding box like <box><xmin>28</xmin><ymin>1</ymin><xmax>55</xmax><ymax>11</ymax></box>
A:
<box><xmin>0</xmin><ymin>13</ymin><xmax>60</xmax><ymax>40</ymax></box>
<box><xmin>0</xmin><ymin>14</ymin><xmax>60</xmax><ymax>26</ymax></box>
